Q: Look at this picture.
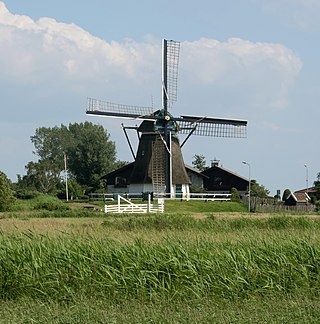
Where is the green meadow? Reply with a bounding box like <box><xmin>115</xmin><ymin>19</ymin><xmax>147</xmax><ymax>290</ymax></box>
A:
<box><xmin>1</xmin><ymin>196</ymin><xmax>320</xmax><ymax>323</ymax></box>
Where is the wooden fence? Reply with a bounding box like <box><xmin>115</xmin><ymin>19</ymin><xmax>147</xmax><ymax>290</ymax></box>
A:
<box><xmin>243</xmin><ymin>196</ymin><xmax>316</xmax><ymax>213</ymax></box>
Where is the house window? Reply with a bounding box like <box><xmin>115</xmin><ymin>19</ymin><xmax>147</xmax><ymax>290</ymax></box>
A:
<box><xmin>115</xmin><ymin>177</ymin><xmax>127</xmax><ymax>188</ymax></box>
<box><xmin>213</xmin><ymin>177</ymin><xmax>223</xmax><ymax>186</ymax></box>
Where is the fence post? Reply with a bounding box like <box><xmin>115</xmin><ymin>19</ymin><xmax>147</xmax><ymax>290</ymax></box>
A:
<box><xmin>117</xmin><ymin>194</ymin><xmax>121</xmax><ymax>213</ymax></box>
<box><xmin>147</xmin><ymin>193</ymin><xmax>151</xmax><ymax>213</ymax></box>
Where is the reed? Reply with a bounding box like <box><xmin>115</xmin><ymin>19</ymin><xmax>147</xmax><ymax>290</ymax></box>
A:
<box><xmin>101</xmin><ymin>214</ymin><xmax>320</xmax><ymax>233</ymax></box>
<box><xmin>1</xmin><ymin>230</ymin><xmax>320</xmax><ymax>302</ymax></box>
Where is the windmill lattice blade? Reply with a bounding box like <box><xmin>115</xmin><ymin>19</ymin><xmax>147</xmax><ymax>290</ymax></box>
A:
<box><xmin>177</xmin><ymin>115</ymin><xmax>247</xmax><ymax>138</ymax></box>
<box><xmin>86</xmin><ymin>98</ymin><xmax>155</xmax><ymax>119</ymax></box>
<box><xmin>166</xmin><ymin>40</ymin><xmax>180</xmax><ymax>108</ymax></box>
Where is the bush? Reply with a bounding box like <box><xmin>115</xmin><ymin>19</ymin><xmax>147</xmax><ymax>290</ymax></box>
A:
<box><xmin>15</xmin><ymin>189</ymin><xmax>42</xmax><ymax>200</ymax></box>
<box><xmin>230</xmin><ymin>187</ymin><xmax>241</xmax><ymax>202</ymax></box>
<box><xmin>32</xmin><ymin>195</ymin><xmax>70</xmax><ymax>211</ymax></box>
<box><xmin>0</xmin><ymin>171</ymin><xmax>16</xmax><ymax>211</ymax></box>
<box><xmin>315</xmin><ymin>200</ymin><xmax>320</xmax><ymax>212</ymax></box>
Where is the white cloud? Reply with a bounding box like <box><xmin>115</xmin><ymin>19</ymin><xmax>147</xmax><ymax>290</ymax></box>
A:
<box><xmin>183</xmin><ymin>38</ymin><xmax>301</xmax><ymax>82</ymax></box>
<box><xmin>0</xmin><ymin>2</ymin><xmax>160</xmax><ymax>86</ymax></box>
<box><xmin>0</xmin><ymin>1</ymin><xmax>302</xmax><ymax>113</ymax></box>
<box><xmin>181</xmin><ymin>38</ymin><xmax>302</xmax><ymax>110</ymax></box>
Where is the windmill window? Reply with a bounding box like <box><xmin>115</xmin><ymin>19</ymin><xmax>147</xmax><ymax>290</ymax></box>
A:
<box><xmin>115</xmin><ymin>177</ymin><xmax>127</xmax><ymax>188</ymax></box>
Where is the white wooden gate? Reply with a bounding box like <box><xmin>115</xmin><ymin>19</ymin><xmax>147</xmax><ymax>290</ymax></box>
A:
<box><xmin>104</xmin><ymin>194</ymin><xmax>164</xmax><ymax>213</ymax></box>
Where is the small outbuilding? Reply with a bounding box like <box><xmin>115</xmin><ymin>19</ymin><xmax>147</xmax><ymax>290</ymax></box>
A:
<box><xmin>285</xmin><ymin>192</ymin><xmax>311</xmax><ymax>206</ymax></box>
<box><xmin>201</xmin><ymin>160</ymin><xmax>249</xmax><ymax>195</ymax></box>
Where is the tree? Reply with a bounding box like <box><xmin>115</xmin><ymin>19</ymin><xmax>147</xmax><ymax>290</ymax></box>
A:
<box><xmin>24</xmin><ymin>160</ymin><xmax>61</xmax><ymax>194</ymax></box>
<box><xmin>26</xmin><ymin>122</ymin><xmax>118</xmax><ymax>193</ymax></box>
<box><xmin>67</xmin><ymin>122</ymin><xmax>116</xmax><ymax>189</ymax></box>
<box><xmin>57</xmin><ymin>179</ymin><xmax>85</xmax><ymax>200</ymax></box>
<box><xmin>282</xmin><ymin>188</ymin><xmax>291</xmax><ymax>202</ymax></box>
<box><xmin>250</xmin><ymin>180</ymin><xmax>270</xmax><ymax>198</ymax></box>
<box><xmin>31</xmin><ymin>125</ymin><xmax>69</xmax><ymax>167</ymax></box>
<box><xmin>67</xmin><ymin>179</ymin><xmax>85</xmax><ymax>200</ymax></box>
<box><xmin>0</xmin><ymin>171</ymin><xmax>15</xmax><ymax>211</ymax></box>
<box><xmin>314</xmin><ymin>172</ymin><xmax>320</xmax><ymax>203</ymax></box>
<box><xmin>192</xmin><ymin>154</ymin><xmax>206</xmax><ymax>171</ymax></box>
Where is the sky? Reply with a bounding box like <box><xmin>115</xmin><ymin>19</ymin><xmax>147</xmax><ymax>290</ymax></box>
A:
<box><xmin>0</xmin><ymin>0</ymin><xmax>319</xmax><ymax>195</ymax></box>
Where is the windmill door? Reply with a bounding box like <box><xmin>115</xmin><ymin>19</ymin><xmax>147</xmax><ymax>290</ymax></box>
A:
<box><xmin>176</xmin><ymin>184</ymin><xmax>183</xmax><ymax>199</ymax></box>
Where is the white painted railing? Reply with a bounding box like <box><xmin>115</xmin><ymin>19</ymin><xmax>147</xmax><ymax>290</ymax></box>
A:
<box><xmin>184</xmin><ymin>193</ymin><xmax>231</xmax><ymax>201</ymax></box>
<box><xmin>90</xmin><ymin>192</ymin><xmax>231</xmax><ymax>201</ymax></box>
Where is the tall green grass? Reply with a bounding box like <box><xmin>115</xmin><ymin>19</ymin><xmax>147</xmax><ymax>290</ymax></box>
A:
<box><xmin>101</xmin><ymin>214</ymin><xmax>320</xmax><ymax>232</ymax></box>
<box><xmin>1</xmin><ymin>231</ymin><xmax>320</xmax><ymax>302</ymax></box>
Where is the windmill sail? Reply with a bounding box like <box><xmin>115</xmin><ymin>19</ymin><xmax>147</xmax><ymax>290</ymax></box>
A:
<box><xmin>86</xmin><ymin>98</ymin><xmax>155</xmax><ymax>120</ymax></box>
<box><xmin>164</xmin><ymin>40</ymin><xmax>180</xmax><ymax>108</ymax></box>
<box><xmin>176</xmin><ymin>115</ymin><xmax>247</xmax><ymax>138</ymax></box>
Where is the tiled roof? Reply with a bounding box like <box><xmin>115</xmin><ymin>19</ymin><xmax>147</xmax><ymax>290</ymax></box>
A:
<box><xmin>294</xmin><ymin>187</ymin><xmax>316</xmax><ymax>194</ymax></box>
<box><xmin>291</xmin><ymin>192</ymin><xmax>311</xmax><ymax>202</ymax></box>
<box><xmin>202</xmin><ymin>165</ymin><xmax>248</xmax><ymax>182</ymax></box>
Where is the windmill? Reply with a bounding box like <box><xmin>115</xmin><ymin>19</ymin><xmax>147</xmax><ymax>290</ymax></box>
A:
<box><xmin>86</xmin><ymin>39</ymin><xmax>247</xmax><ymax>197</ymax></box>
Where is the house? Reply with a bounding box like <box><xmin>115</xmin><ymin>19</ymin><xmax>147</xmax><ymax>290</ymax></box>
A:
<box><xmin>293</xmin><ymin>187</ymin><xmax>316</xmax><ymax>202</ymax></box>
<box><xmin>102</xmin><ymin>162</ymin><xmax>135</xmax><ymax>194</ymax></box>
<box><xmin>285</xmin><ymin>191</ymin><xmax>311</xmax><ymax>206</ymax></box>
<box><xmin>201</xmin><ymin>160</ymin><xmax>249</xmax><ymax>195</ymax></box>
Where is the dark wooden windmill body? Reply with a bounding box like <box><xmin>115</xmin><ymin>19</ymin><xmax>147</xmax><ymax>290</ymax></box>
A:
<box><xmin>86</xmin><ymin>39</ymin><xmax>248</xmax><ymax>197</ymax></box>
<box><xmin>129</xmin><ymin>119</ymin><xmax>191</xmax><ymax>193</ymax></box>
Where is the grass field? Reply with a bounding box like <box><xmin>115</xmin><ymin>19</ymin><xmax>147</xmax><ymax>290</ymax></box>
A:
<box><xmin>1</xmin><ymin>197</ymin><xmax>320</xmax><ymax>322</ymax></box>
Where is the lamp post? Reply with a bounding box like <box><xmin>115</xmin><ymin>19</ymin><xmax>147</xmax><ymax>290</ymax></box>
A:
<box><xmin>304</xmin><ymin>164</ymin><xmax>309</xmax><ymax>193</ymax></box>
<box><xmin>64</xmin><ymin>152</ymin><xmax>69</xmax><ymax>201</ymax></box>
<box><xmin>242</xmin><ymin>161</ymin><xmax>251</xmax><ymax>212</ymax></box>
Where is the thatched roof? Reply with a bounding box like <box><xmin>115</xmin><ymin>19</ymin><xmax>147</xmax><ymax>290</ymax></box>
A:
<box><xmin>130</xmin><ymin>132</ymin><xmax>191</xmax><ymax>185</ymax></box>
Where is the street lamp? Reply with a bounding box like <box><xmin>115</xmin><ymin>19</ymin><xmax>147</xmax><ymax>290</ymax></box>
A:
<box><xmin>64</xmin><ymin>152</ymin><xmax>69</xmax><ymax>201</ymax></box>
<box><xmin>242</xmin><ymin>161</ymin><xmax>251</xmax><ymax>212</ymax></box>
<box><xmin>304</xmin><ymin>164</ymin><xmax>309</xmax><ymax>193</ymax></box>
